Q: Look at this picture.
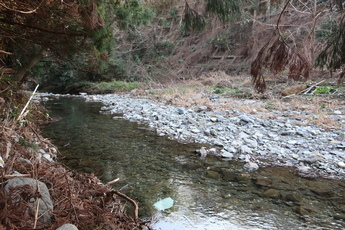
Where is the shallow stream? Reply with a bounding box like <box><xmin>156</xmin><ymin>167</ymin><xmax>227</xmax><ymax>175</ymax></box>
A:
<box><xmin>42</xmin><ymin>97</ymin><xmax>345</xmax><ymax>230</ymax></box>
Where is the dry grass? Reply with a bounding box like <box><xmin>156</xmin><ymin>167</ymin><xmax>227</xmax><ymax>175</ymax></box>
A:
<box><xmin>139</xmin><ymin>71</ymin><xmax>345</xmax><ymax>129</ymax></box>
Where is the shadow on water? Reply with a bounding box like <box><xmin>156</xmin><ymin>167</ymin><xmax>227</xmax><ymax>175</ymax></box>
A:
<box><xmin>42</xmin><ymin>97</ymin><xmax>345</xmax><ymax>230</ymax></box>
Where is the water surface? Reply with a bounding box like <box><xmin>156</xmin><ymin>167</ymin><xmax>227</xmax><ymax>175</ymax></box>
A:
<box><xmin>42</xmin><ymin>97</ymin><xmax>345</xmax><ymax>230</ymax></box>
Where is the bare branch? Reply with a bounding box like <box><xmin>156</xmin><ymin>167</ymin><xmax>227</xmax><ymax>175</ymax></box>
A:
<box><xmin>0</xmin><ymin>50</ymin><xmax>12</xmax><ymax>55</ymax></box>
<box><xmin>0</xmin><ymin>0</ymin><xmax>46</xmax><ymax>14</ymax></box>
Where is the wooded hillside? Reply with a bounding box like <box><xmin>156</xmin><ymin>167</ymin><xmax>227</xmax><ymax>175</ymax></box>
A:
<box><xmin>1</xmin><ymin>0</ymin><xmax>344</xmax><ymax>93</ymax></box>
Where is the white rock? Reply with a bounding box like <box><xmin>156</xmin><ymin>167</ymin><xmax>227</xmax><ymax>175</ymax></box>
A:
<box><xmin>243</xmin><ymin>162</ymin><xmax>259</xmax><ymax>171</ymax></box>
<box><xmin>191</xmin><ymin>129</ymin><xmax>201</xmax><ymax>133</ymax></box>
<box><xmin>43</xmin><ymin>154</ymin><xmax>54</xmax><ymax>162</ymax></box>
<box><xmin>337</xmin><ymin>162</ymin><xmax>345</xmax><ymax>168</ymax></box>
<box><xmin>208</xmin><ymin>148</ymin><xmax>217</xmax><ymax>155</ymax></box>
<box><xmin>291</xmin><ymin>154</ymin><xmax>299</xmax><ymax>159</ymax></box>
<box><xmin>240</xmin><ymin>145</ymin><xmax>252</xmax><ymax>154</ymax></box>
<box><xmin>221</xmin><ymin>150</ymin><xmax>233</xmax><ymax>159</ymax></box>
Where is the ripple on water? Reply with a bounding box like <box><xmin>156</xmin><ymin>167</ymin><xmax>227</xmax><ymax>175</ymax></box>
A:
<box><xmin>42</xmin><ymin>97</ymin><xmax>345</xmax><ymax>230</ymax></box>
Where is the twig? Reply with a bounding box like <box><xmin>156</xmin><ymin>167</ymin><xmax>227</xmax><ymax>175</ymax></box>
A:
<box><xmin>114</xmin><ymin>190</ymin><xmax>139</xmax><ymax>221</ymax></box>
<box><xmin>17</xmin><ymin>84</ymin><xmax>39</xmax><ymax>121</ymax></box>
<box><xmin>64</xmin><ymin>173</ymin><xmax>79</xmax><ymax>223</ymax></box>
<box><xmin>4</xmin><ymin>174</ymin><xmax>31</xmax><ymax>179</ymax></box>
<box><xmin>105</xmin><ymin>178</ymin><xmax>120</xmax><ymax>186</ymax></box>
<box><xmin>33</xmin><ymin>198</ymin><xmax>40</xmax><ymax>229</ymax></box>
<box><xmin>302</xmin><ymin>80</ymin><xmax>325</xmax><ymax>94</ymax></box>
<box><xmin>0</xmin><ymin>50</ymin><xmax>12</xmax><ymax>55</ymax></box>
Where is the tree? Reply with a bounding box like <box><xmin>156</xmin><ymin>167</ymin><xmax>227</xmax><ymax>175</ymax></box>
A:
<box><xmin>0</xmin><ymin>0</ymin><xmax>117</xmax><ymax>84</ymax></box>
<box><xmin>182</xmin><ymin>0</ymin><xmax>244</xmax><ymax>32</ymax></box>
<box><xmin>251</xmin><ymin>0</ymin><xmax>345</xmax><ymax>93</ymax></box>
<box><xmin>315</xmin><ymin>12</ymin><xmax>345</xmax><ymax>83</ymax></box>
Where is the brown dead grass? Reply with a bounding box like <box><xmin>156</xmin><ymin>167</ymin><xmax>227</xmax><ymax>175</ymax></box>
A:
<box><xmin>141</xmin><ymin>71</ymin><xmax>345</xmax><ymax>130</ymax></box>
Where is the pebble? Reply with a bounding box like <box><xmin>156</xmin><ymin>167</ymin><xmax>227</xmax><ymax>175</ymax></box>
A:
<box><xmin>220</xmin><ymin>150</ymin><xmax>233</xmax><ymax>159</ymax></box>
<box><xmin>338</xmin><ymin>162</ymin><xmax>345</xmax><ymax>168</ymax></box>
<box><xmin>37</xmin><ymin>93</ymin><xmax>345</xmax><ymax>179</ymax></box>
<box><xmin>243</xmin><ymin>162</ymin><xmax>259</xmax><ymax>171</ymax></box>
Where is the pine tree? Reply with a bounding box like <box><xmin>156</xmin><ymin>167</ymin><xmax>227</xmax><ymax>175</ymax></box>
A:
<box><xmin>0</xmin><ymin>0</ymin><xmax>153</xmax><ymax>83</ymax></box>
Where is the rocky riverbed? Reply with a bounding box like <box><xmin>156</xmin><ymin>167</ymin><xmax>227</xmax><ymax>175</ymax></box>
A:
<box><xmin>39</xmin><ymin>92</ymin><xmax>345</xmax><ymax>180</ymax></box>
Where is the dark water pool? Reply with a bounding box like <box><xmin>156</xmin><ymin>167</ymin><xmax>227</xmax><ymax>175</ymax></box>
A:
<box><xmin>42</xmin><ymin>97</ymin><xmax>345</xmax><ymax>230</ymax></box>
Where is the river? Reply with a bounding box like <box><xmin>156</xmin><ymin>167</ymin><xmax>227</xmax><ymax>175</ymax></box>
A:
<box><xmin>42</xmin><ymin>97</ymin><xmax>345</xmax><ymax>230</ymax></box>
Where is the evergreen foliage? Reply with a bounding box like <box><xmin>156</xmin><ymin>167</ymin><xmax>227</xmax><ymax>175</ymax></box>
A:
<box><xmin>183</xmin><ymin>2</ymin><xmax>206</xmax><ymax>32</ymax></box>
<box><xmin>315</xmin><ymin>14</ymin><xmax>345</xmax><ymax>72</ymax></box>
<box><xmin>182</xmin><ymin>0</ymin><xmax>243</xmax><ymax>32</ymax></box>
<box><xmin>115</xmin><ymin>0</ymin><xmax>155</xmax><ymax>30</ymax></box>
<box><xmin>205</xmin><ymin>0</ymin><xmax>241</xmax><ymax>21</ymax></box>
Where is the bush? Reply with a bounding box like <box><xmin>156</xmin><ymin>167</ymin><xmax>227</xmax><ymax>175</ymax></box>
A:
<box><xmin>83</xmin><ymin>80</ymin><xmax>140</xmax><ymax>94</ymax></box>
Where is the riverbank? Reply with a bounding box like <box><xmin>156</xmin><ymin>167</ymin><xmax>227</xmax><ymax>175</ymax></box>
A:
<box><xmin>0</xmin><ymin>89</ymin><xmax>150</xmax><ymax>229</ymax></box>
<box><xmin>37</xmin><ymin>88</ymin><xmax>345</xmax><ymax>180</ymax></box>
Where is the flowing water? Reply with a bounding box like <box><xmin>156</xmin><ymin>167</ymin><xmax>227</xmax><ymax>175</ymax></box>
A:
<box><xmin>42</xmin><ymin>97</ymin><xmax>345</xmax><ymax>230</ymax></box>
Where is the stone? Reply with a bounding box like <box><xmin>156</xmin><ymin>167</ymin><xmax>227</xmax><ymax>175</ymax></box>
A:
<box><xmin>210</xmin><ymin>129</ymin><xmax>217</xmax><ymax>136</ymax></box>
<box><xmin>334</xmin><ymin>214</ymin><xmax>345</xmax><ymax>220</ymax></box>
<box><xmin>243</xmin><ymin>162</ymin><xmax>259</xmax><ymax>171</ymax></box>
<box><xmin>198</xmin><ymin>106</ymin><xmax>208</xmax><ymax>112</ymax></box>
<box><xmin>254</xmin><ymin>177</ymin><xmax>272</xmax><ymax>187</ymax></box>
<box><xmin>207</xmin><ymin>148</ymin><xmax>217</xmax><ymax>155</ymax></box>
<box><xmin>240</xmin><ymin>145</ymin><xmax>252</xmax><ymax>154</ymax></box>
<box><xmin>224</xmin><ymin>146</ymin><xmax>237</xmax><ymax>153</ymax></box>
<box><xmin>236</xmin><ymin>173</ymin><xmax>251</xmax><ymax>184</ymax></box>
<box><xmin>244</xmin><ymin>139</ymin><xmax>258</xmax><ymax>148</ymax></box>
<box><xmin>261</xmin><ymin>189</ymin><xmax>280</xmax><ymax>198</ymax></box>
<box><xmin>191</xmin><ymin>129</ymin><xmax>201</xmax><ymax>134</ymax></box>
<box><xmin>217</xmin><ymin>116</ymin><xmax>226</xmax><ymax>122</ymax></box>
<box><xmin>206</xmin><ymin>170</ymin><xmax>221</xmax><ymax>179</ymax></box>
<box><xmin>56</xmin><ymin>224</ymin><xmax>79</xmax><ymax>230</ymax></box>
<box><xmin>305</xmin><ymin>181</ymin><xmax>332</xmax><ymax>196</ymax></box>
<box><xmin>210</xmin><ymin>117</ymin><xmax>217</xmax><ymax>122</ymax></box>
<box><xmin>5</xmin><ymin>177</ymin><xmax>53</xmax><ymax>225</ymax></box>
<box><xmin>64</xmin><ymin>91</ymin><xmax>345</xmax><ymax>182</ymax></box>
<box><xmin>43</xmin><ymin>153</ymin><xmax>54</xmax><ymax>162</ymax></box>
<box><xmin>177</xmin><ymin>107</ymin><xmax>186</xmax><ymax>115</ymax></box>
<box><xmin>238</xmin><ymin>114</ymin><xmax>254</xmax><ymax>124</ymax></box>
<box><xmin>332</xmin><ymin>115</ymin><xmax>341</xmax><ymax>121</ymax></box>
<box><xmin>280</xmin><ymin>129</ymin><xmax>296</xmax><ymax>136</ymax></box>
<box><xmin>199</xmin><ymin>147</ymin><xmax>207</xmax><ymax>159</ymax></box>
<box><xmin>338</xmin><ymin>162</ymin><xmax>345</xmax><ymax>168</ymax></box>
<box><xmin>38</xmin><ymin>149</ymin><xmax>46</xmax><ymax>154</ymax></box>
<box><xmin>220</xmin><ymin>150</ymin><xmax>233</xmax><ymax>159</ymax></box>
<box><xmin>221</xmin><ymin>170</ymin><xmax>237</xmax><ymax>181</ymax></box>
<box><xmin>293</xmin><ymin>206</ymin><xmax>318</xmax><ymax>216</ymax></box>
<box><xmin>285</xmin><ymin>193</ymin><xmax>302</xmax><ymax>203</ymax></box>
<box><xmin>300</xmin><ymin>155</ymin><xmax>322</xmax><ymax>164</ymax></box>
<box><xmin>18</xmin><ymin>157</ymin><xmax>31</xmax><ymax>164</ymax></box>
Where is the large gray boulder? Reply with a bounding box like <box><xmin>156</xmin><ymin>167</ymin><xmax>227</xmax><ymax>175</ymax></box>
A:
<box><xmin>5</xmin><ymin>177</ymin><xmax>54</xmax><ymax>225</ymax></box>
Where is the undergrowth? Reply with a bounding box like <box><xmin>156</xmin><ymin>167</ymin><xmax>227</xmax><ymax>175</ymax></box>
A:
<box><xmin>81</xmin><ymin>80</ymin><xmax>141</xmax><ymax>94</ymax></box>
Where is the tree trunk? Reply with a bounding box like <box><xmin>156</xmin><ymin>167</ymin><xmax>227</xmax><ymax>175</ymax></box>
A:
<box><xmin>15</xmin><ymin>48</ymin><xmax>47</xmax><ymax>83</ymax></box>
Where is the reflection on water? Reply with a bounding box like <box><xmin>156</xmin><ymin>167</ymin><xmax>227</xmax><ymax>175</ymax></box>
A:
<box><xmin>42</xmin><ymin>97</ymin><xmax>345</xmax><ymax>230</ymax></box>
